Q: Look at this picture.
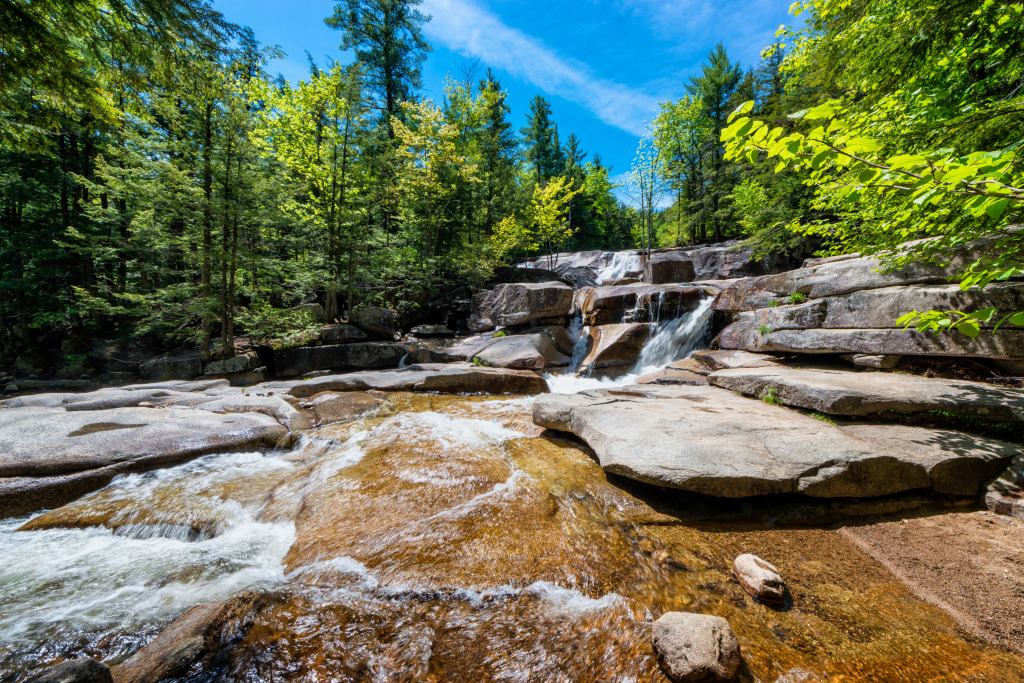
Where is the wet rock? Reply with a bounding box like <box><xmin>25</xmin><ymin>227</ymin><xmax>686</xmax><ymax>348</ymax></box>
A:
<box><xmin>652</xmin><ymin>611</ymin><xmax>741</xmax><ymax>682</ymax></box>
<box><xmin>636</xmin><ymin>364</ymin><xmax>708</xmax><ymax>386</ymax></box>
<box><xmin>0</xmin><ymin>407</ymin><xmax>286</xmax><ymax>517</ymax></box>
<box><xmin>469</xmin><ymin>282</ymin><xmax>573</xmax><ymax>332</ymax></box>
<box><xmin>578</xmin><ymin>323</ymin><xmax>655</xmax><ymax>374</ymax></box>
<box><xmin>644</xmin><ymin>252</ymin><xmax>696</xmax><ymax>285</ymax></box>
<box><xmin>733</xmin><ymin>554</ymin><xmax>785</xmax><ymax>604</ymax></box>
<box><xmin>472</xmin><ymin>332</ymin><xmax>570</xmax><ymax>370</ymax></box>
<box><xmin>533</xmin><ymin>384</ymin><xmax>1017</xmax><ymax>498</ymax></box>
<box><xmin>203</xmin><ymin>351</ymin><xmax>261</xmax><ymax>377</ymax></box>
<box><xmin>286</xmin><ymin>363</ymin><xmax>548</xmax><ymax>398</ymax></box>
<box><xmin>22</xmin><ymin>659</ymin><xmax>112</xmax><ymax>683</ymax></box>
<box><xmin>138</xmin><ymin>351</ymin><xmax>203</xmax><ymax>382</ymax></box>
<box><xmin>274</xmin><ymin>342</ymin><xmax>410</xmax><ymax>378</ymax></box>
<box><xmin>308</xmin><ymin>392</ymin><xmax>386</xmax><ymax>425</ymax></box>
<box><xmin>114</xmin><ymin>592</ymin><xmax>262</xmax><ymax>683</ymax></box>
<box><xmin>350</xmin><ymin>306</ymin><xmax>397</xmax><ymax>340</ymax></box>
<box><xmin>577</xmin><ymin>284</ymin><xmax>706</xmax><ymax>326</ymax></box>
<box><xmin>708</xmin><ymin>366</ymin><xmax>1024</xmax><ymax>422</ymax></box>
<box><xmin>194</xmin><ymin>394</ymin><xmax>312</xmax><ymax>431</ymax></box>
<box><xmin>322</xmin><ymin>323</ymin><xmax>369</xmax><ymax>344</ymax></box>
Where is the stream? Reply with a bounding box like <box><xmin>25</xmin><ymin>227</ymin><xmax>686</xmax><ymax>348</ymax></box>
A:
<box><xmin>2</xmin><ymin>305</ymin><xmax>1023</xmax><ymax>681</ymax></box>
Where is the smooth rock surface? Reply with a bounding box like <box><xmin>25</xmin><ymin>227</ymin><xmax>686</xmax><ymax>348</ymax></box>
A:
<box><xmin>22</xmin><ymin>659</ymin><xmax>112</xmax><ymax>683</ymax></box>
<box><xmin>578</xmin><ymin>323</ymin><xmax>655</xmax><ymax>373</ymax></box>
<box><xmin>708</xmin><ymin>366</ymin><xmax>1024</xmax><ymax>422</ymax></box>
<box><xmin>733</xmin><ymin>554</ymin><xmax>786</xmax><ymax>604</ymax></box>
<box><xmin>644</xmin><ymin>252</ymin><xmax>697</xmax><ymax>285</ymax></box>
<box><xmin>986</xmin><ymin>455</ymin><xmax>1024</xmax><ymax>520</ymax></box>
<box><xmin>720</xmin><ymin>317</ymin><xmax>1024</xmax><ymax>360</ymax></box>
<box><xmin>322</xmin><ymin>323</ymin><xmax>368</xmax><ymax>344</ymax></box>
<box><xmin>651</xmin><ymin>612</ymin><xmax>741</xmax><ymax>682</ymax></box>
<box><xmin>472</xmin><ymin>332</ymin><xmax>570</xmax><ymax>370</ymax></box>
<box><xmin>533</xmin><ymin>385</ymin><xmax>1017</xmax><ymax>498</ymax></box>
<box><xmin>287</xmin><ymin>363</ymin><xmax>548</xmax><ymax>398</ymax></box>
<box><xmin>306</xmin><ymin>392</ymin><xmax>387</xmax><ymax>425</ymax></box>
<box><xmin>690</xmin><ymin>350</ymin><xmax>781</xmax><ymax>372</ymax></box>
<box><xmin>469</xmin><ymin>282</ymin><xmax>573</xmax><ymax>332</ymax></box>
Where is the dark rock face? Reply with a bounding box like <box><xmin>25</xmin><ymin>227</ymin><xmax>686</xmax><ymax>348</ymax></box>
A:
<box><xmin>22</xmin><ymin>659</ymin><xmax>112</xmax><ymax>683</ymax></box>
<box><xmin>322</xmin><ymin>323</ymin><xmax>368</xmax><ymax>344</ymax></box>
<box><xmin>578</xmin><ymin>323</ymin><xmax>655</xmax><ymax>374</ymax></box>
<box><xmin>644</xmin><ymin>252</ymin><xmax>696</xmax><ymax>285</ymax></box>
<box><xmin>274</xmin><ymin>342</ymin><xmax>410</xmax><ymax>378</ymax></box>
<box><xmin>576</xmin><ymin>284</ymin><xmax>706</xmax><ymax>326</ymax></box>
<box><xmin>652</xmin><ymin>612</ymin><xmax>741</xmax><ymax>682</ymax></box>
<box><xmin>408</xmin><ymin>325</ymin><xmax>456</xmax><ymax>338</ymax></box>
<box><xmin>350</xmin><ymin>307</ymin><xmax>397</xmax><ymax>340</ymax></box>
<box><xmin>204</xmin><ymin>351</ymin><xmax>261</xmax><ymax>377</ymax></box>
<box><xmin>113</xmin><ymin>592</ymin><xmax>263</xmax><ymax>683</ymax></box>
<box><xmin>468</xmin><ymin>283</ymin><xmax>573</xmax><ymax>332</ymax></box>
<box><xmin>139</xmin><ymin>351</ymin><xmax>203</xmax><ymax>382</ymax></box>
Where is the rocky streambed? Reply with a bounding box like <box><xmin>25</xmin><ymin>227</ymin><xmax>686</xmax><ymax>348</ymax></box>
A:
<box><xmin>2</xmin><ymin>360</ymin><xmax>1024</xmax><ymax>681</ymax></box>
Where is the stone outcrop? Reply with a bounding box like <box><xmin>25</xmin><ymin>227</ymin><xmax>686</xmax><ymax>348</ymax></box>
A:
<box><xmin>733</xmin><ymin>554</ymin><xmax>786</xmax><ymax>604</ymax></box>
<box><xmin>472</xmin><ymin>331</ymin><xmax>571</xmax><ymax>370</ymax></box>
<box><xmin>576</xmin><ymin>284</ymin><xmax>707</xmax><ymax>326</ymax></box>
<box><xmin>23</xmin><ymin>659</ymin><xmax>112</xmax><ymax>683</ymax></box>
<box><xmin>408</xmin><ymin>324</ymin><xmax>455</xmax><ymax>338</ymax></box>
<box><xmin>469</xmin><ymin>282</ymin><xmax>573</xmax><ymax>332</ymax></box>
<box><xmin>306</xmin><ymin>392</ymin><xmax>387</xmax><ymax>426</ymax></box>
<box><xmin>486</xmin><ymin>265</ymin><xmax>572</xmax><ymax>287</ymax></box>
<box><xmin>285</xmin><ymin>363</ymin><xmax>549</xmax><ymax>398</ymax></box>
<box><xmin>644</xmin><ymin>252</ymin><xmax>696</xmax><ymax>285</ymax></box>
<box><xmin>322</xmin><ymin>323</ymin><xmax>368</xmax><ymax>344</ymax></box>
<box><xmin>690</xmin><ymin>350</ymin><xmax>781</xmax><ymax>373</ymax></box>
<box><xmin>203</xmin><ymin>351</ymin><xmax>261</xmax><ymax>377</ymax></box>
<box><xmin>350</xmin><ymin>306</ymin><xmax>397</xmax><ymax>340</ymax></box>
<box><xmin>114</xmin><ymin>592</ymin><xmax>262</xmax><ymax>683</ymax></box>
<box><xmin>708</xmin><ymin>366</ymin><xmax>1024</xmax><ymax>422</ymax></box>
<box><xmin>651</xmin><ymin>612</ymin><xmax>741</xmax><ymax>683</ymax></box>
<box><xmin>274</xmin><ymin>342</ymin><xmax>410</xmax><ymax>378</ymax></box>
<box><xmin>138</xmin><ymin>351</ymin><xmax>203</xmax><ymax>382</ymax></box>
<box><xmin>577</xmin><ymin>323</ymin><xmax>655</xmax><ymax>375</ymax></box>
<box><xmin>0</xmin><ymin>406</ymin><xmax>287</xmax><ymax>517</ymax></box>
<box><xmin>533</xmin><ymin>384</ymin><xmax>1017</xmax><ymax>498</ymax></box>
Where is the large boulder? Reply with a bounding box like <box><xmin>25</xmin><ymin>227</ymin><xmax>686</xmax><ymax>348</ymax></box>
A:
<box><xmin>486</xmin><ymin>265</ymin><xmax>571</xmax><ymax>287</ymax></box>
<box><xmin>472</xmin><ymin>332</ymin><xmax>571</xmax><ymax>370</ymax></box>
<box><xmin>113</xmin><ymin>592</ymin><xmax>262</xmax><ymax>683</ymax></box>
<box><xmin>203</xmin><ymin>351</ymin><xmax>261</xmax><ymax>376</ymax></box>
<box><xmin>644</xmin><ymin>252</ymin><xmax>696</xmax><ymax>285</ymax></box>
<box><xmin>652</xmin><ymin>612</ymin><xmax>741</xmax><ymax>683</ymax></box>
<box><xmin>578</xmin><ymin>323</ymin><xmax>655</xmax><ymax>375</ymax></box>
<box><xmin>22</xmin><ymin>659</ymin><xmax>112</xmax><ymax>683</ymax></box>
<box><xmin>274</xmin><ymin>342</ymin><xmax>410</xmax><ymax>378</ymax></box>
<box><xmin>533</xmin><ymin>384</ymin><xmax>1017</xmax><ymax>498</ymax></box>
<box><xmin>469</xmin><ymin>282</ymin><xmax>573</xmax><ymax>332</ymax></box>
<box><xmin>0</xmin><ymin>406</ymin><xmax>286</xmax><ymax>517</ymax></box>
<box><xmin>577</xmin><ymin>285</ymin><xmax>707</xmax><ymax>326</ymax></box>
<box><xmin>323</xmin><ymin>323</ymin><xmax>368</xmax><ymax>344</ymax></box>
<box><xmin>286</xmin><ymin>363</ymin><xmax>549</xmax><ymax>398</ymax></box>
<box><xmin>350</xmin><ymin>306</ymin><xmax>397</xmax><ymax>340</ymax></box>
<box><xmin>708</xmin><ymin>366</ymin><xmax>1024</xmax><ymax>422</ymax></box>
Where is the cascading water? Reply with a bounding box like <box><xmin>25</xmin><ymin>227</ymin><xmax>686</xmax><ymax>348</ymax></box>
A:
<box><xmin>595</xmin><ymin>250</ymin><xmax>643</xmax><ymax>284</ymax></box>
<box><xmin>566</xmin><ymin>312</ymin><xmax>590</xmax><ymax>374</ymax></box>
<box><xmin>544</xmin><ymin>295</ymin><xmax>715</xmax><ymax>394</ymax></box>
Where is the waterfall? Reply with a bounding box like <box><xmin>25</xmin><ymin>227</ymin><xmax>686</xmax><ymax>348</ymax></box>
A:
<box><xmin>631</xmin><ymin>297</ymin><xmax>714</xmax><ymax>376</ymax></box>
<box><xmin>544</xmin><ymin>295</ymin><xmax>715</xmax><ymax>394</ymax></box>
<box><xmin>566</xmin><ymin>312</ymin><xmax>589</xmax><ymax>374</ymax></box>
<box><xmin>596</xmin><ymin>251</ymin><xmax>642</xmax><ymax>284</ymax></box>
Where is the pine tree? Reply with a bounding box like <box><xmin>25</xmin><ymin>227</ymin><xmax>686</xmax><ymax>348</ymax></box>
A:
<box><xmin>520</xmin><ymin>95</ymin><xmax>561</xmax><ymax>185</ymax></box>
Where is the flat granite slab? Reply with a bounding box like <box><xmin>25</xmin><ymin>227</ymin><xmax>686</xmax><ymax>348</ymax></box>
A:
<box><xmin>533</xmin><ymin>385</ymin><xmax>1017</xmax><ymax>499</ymax></box>
<box><xmin>285</xmin><ymin>363</ymin><xmax>549</xmax><ymax>398</ymax></box>
<box><xmin>708</xmin><ymin>366</ymin><xmax>1024</xmax><ymax>422</ymax></box>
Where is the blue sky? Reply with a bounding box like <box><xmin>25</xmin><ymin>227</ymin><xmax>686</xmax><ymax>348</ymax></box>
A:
<box><xmin>213</xmin><ymin>0</ymin><xmax>795</xmax><ymax>184</ymax></box>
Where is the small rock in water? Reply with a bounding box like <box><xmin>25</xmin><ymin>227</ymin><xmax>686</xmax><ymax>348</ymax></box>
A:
<box><xmin>23</xmin><ymin>659</ymin><xmax>113</xmax><ymax>683</ymax></box>
<box><xmin>733</xmin><ymin>554</ymin><xmax>786</xmax><ymax>604</ymax></box>
<box><xmin>652</xmin><ymin>612</ymin><xmax>741</xmax><ymax>682</ymax></box>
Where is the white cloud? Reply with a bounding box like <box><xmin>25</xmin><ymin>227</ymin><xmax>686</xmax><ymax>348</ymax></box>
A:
<box><xmin>419</xmin><ymin>0</ymin><xmax>661</xmax><ymax>137</ymax></box>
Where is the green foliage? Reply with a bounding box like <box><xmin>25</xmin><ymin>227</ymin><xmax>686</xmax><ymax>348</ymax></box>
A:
<box><xmin>811</xmin><ymin>412</ymin><xmax>836</xmax><ymax>424</ymax></box>
<box><xmin>762</xmin><ymin>388</ymin><xmax>782</xmax><ymax>405</ymax></box>
<box><xmin>757</xmin><ymin>325</ymin><xmax>773</xmax><ymax>335</ymax></box>
<box><xmin>237</xmin><ymin>302</ymin><xmax>319</xmax><ymax>346</ymax></box>
<box><xmin>788</xmin><ymin>292</ymin><xmax>806</xmax><ymax>304</ymax></box>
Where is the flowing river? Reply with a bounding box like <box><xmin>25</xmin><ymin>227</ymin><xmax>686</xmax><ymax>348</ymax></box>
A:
<box><xmin>2</xmin><ymin>391</ymin><xmax>1022</xmax><ymax>681</ymax></box>
<box><xmin>2</xmin><ymin>302</ymin><xmax>1023</xmax><ymax>681</ymax></box>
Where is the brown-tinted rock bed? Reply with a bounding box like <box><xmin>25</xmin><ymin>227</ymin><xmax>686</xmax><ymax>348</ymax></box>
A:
<box><xmin>3</xmin><ymin>394</ymin><xmax>1024</xmax><ymax>682</ymax></box>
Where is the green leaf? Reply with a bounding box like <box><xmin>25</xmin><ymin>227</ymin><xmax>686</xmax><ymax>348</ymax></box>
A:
<box><xmin>728</xmin><ymin>100</ymin><xmax>755</xmax><ymax>123</ymax></box>
<box><xmin>1010</xmin><ymin>312</ymin><xmax>1024</xmax><ymax>326</ymax></box>
<box><xmin>986</xmin><ymin>197</ymin><xmax>1010</xmax><ymax>218</ymax></box>
<box><xmin>973</xmin><ymin>307</ymin><xmax>998</xmax><ymax>322</ymax></box>
<box><xmin>957</xmin><ymin>320</ymin><xmax>980</xmax><ymax>338</ymax></box>
<box><xmin>804</xmin><ymin>103</ymin><xmax>836</xmax><ymax>120</ymax></box>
